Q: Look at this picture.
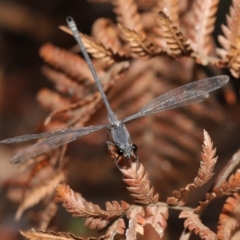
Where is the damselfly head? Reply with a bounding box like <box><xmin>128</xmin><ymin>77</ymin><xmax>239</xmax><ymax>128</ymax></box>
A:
<box><xmin>117</xmin><ymin>143</ymin><xmax>138</xmax><ymax>158</ymax></box>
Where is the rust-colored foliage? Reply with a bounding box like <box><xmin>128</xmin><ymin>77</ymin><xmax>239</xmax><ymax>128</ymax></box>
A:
<box><xmin>217</xmin><ymin>0</ymin><xmax>240</xmax><ymax>78</ymax></box>
<box><xmin>167</xmin><ymin>129</ymin><xmax>217</xmax><ymax>207</ymax></box>
<box><xmin>2</xmin><ymin>0</ymin><xmax>240</xmax><ymax>239</ymax></box>
<box><xmin>55</xmin><ymin>184</ymin><xmax>129</xmax><ymax>230</ymax></box>
<box><xmin>217</xmin><ymin>193</ymin><xmax>240</xmax><ymax>240</ymax></box>
<box><xmin>158</xmin><ymin>11</ymin><xmax>192</xmax><ymax>57</ymax></box>
<box><xmin>179</xmin><ymin>211</ymin><xmax>217</xmax><ymax>240</ymax></box>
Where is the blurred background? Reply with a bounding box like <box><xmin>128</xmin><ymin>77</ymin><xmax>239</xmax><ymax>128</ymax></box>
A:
<box><xmin>0</xmin><ymin>0</ymin><xmax>239</xmax><ymax>239</ymax></box>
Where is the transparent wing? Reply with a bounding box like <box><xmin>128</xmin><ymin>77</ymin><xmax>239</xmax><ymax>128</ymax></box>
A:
<box><xmin>3</xmin><ymin>125</ymin><xmax>108</xmax><ymax>164</ymax></box>
<box><xmin>0</xmin><ymin>128</ymin><xmax>87</xmax><ymax>144</ymax></box>
<box><xmin>122</xmin><ymin>75</ymin><xmax>229</xmax><ymax>123</ymax></box>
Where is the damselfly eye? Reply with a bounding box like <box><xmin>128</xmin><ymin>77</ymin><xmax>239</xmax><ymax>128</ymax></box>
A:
<box><xmin>117</xmin><ymin>148</ymin><xmax>124</xmax><ymax>156</ymax></box>
<box><xmin>132</xmin><ymin>144</ymin><xmax>138</xmax><ymax>152</ymax></box>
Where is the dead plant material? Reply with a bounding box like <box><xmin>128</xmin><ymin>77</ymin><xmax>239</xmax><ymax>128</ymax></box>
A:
<box><xmin>118</xmin><ymin>23</ymin><xmax>160</xmax><ymax>58</ymax></box>
<box><xmin>167</xmin><ymin>129</ymin><xmax>217</xmax><ymax>206</ymax></box>
<box><xmin>188</xmin><ymin>0</ymin><xmax>219</xmax><ymax>60</ymax></box>
<box><xmin>145</xmin><ymin>205</ymin><xmax>169</xmax><ymax>239</ymax></box>
<box><xmin>20</xmin><ymin>229</ymin><xmax>96</xmax><ymax>240</ymax></box>
<box><xmin>179</xmin><ymin>211</ymin><xmax>217</xmax><ymax>240</ymax></box>
<box><xmin>3</xmin><ymin>1</ymin><xmax>240</xmax><ymax>239</ymax></box>
<box><xmin>15</xmin><ymin>170</ymin><xmax>66</xmax><ymax>220</ymax></box>
<box><xmin>158</xmin><ymin>11</ymin><xmax>192</xmax><ymax>57</ymax></box>
<box><xmin>113</xmin><ymin>0</ymin><xmax>144</xmax><ymax>35</ymax></box>
<box><xmin>217</xmin><ymin>193</ymin><xmax>240</xmax><ymax>240</ymax></box>
<box><xmin>60</xmin><ymin>25</ymin><xmax>128</xmax><ymax>65</ymax></box>
<box><xmin>217</xmin><ymin>0</ymin><xmax>240</xmax><ymax>78</ymax></box>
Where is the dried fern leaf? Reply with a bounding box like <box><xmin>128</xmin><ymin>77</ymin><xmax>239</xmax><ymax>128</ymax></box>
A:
<box><xmin>60</xmin><ymin>25</ymin><xmax>126</xmax><ymax>65</ymax></box>
<box><xmin>158</xmin><ymin>11</ymin><xmax>192</xmax><ymax>57</ymax></box>
<box><xmin>126</xmin><ymin>206</ymin><xmax>145</xmax><ymax>239</ymax></box>
<box><xmin>113</xmin><ymin>0</ymin><xmax>144</xmax><ymax>34</ymax></box>
<box><xmin>217</xmin><ymin>0</ymin><xmax>240</xmax><ymax>78</ymax></box>
<box><xmin>107</xmin><ymin>142</ymin><xmax>159</xmax><ymax>205</ymax></box>
<box><xmin>41</xmin><ymin>66</ymin><xmax>88</xmax><ymax>100</ymax></box>
<box><xmin>91</xmin><ymin>18</ymin><xmax>122</xmax><ymax>54</ymax></box>
<box><xmin>37</xmin><ymin>88</ymin><xmax>70</xmax><ymax>112</ymax></box>
<box><xmin>120</xmin><ymin>162</ymin><xmax>159</xmax><ymax>204</ymax></box>
<box><xmin>118</xmin><ymin>24</ymin><xmax>160</xmax><ymax>58</ymax></box>
<box><xmin>105</xmin><ymin>218</ymin><xmax>126</xmax><ymax>238</ymax></box>
<box><xmin>193</xmin><ymin>130</ymin><xmax>217</xmax><ymax>187</ymax></box>
<box><xmin>213</xmin><ymin>169</ymin><xmax>240</xmax><ymax>197</ymax></box>
<box><xmin>191</xmin><ymin>52</ymin><xmax>221</xmax><ymax>66</ymax></box>
<box><xmin>167</xmin><ymin>130</ymin><xmax>217</xmax><ymax>206</ymax></box>
<box><xmin>217</xmin><ymin>193</ymin><xmax>240</xmax><ymax>240</ymax></box>
<box><xmin>20</xmin><ymin>229</ymin><xmax>93</xmax><ymax>240</ymax></box>
<box><xmin>56</xmin><ymin>184</ymin><xmax>129</xmax><ymax>230</ymax></box>
<box><xmin>15</xmin><ymin>170</ymin><xmax>66</xmax><ymax>220</ymax></box>
<box><xmin>105</xmin><ymin>200</ymin><xmax>130</xmax><ymax>218</ymax></box>
<box><xmin>56</xmin><ymin>184</ymin><xmax>109</xmax><ymax>230</ymax></box>
<box><xmin>179</xmin><ymin>211</ymin><xmax>217</xmax><ymax>240</ymax></box>
<box><xmin>145</xmin><ymin>205</ymin><xmax>169</xmax><ymax>238</ymax></box>
<box><xmin>43</xmin><ymin>61</ymin><xmax>129</xmax><ymax>126</ymax></box>
<box><xmin>190</xmin><ymin>0</ymin><xmax>219</xmax><ymax>57</ymax></box>
<box><xmin>39</xmin><ymin>202</ymin><xmax>58</xmax><ymax>230</ymax></box>
<box><xmin>43</xmin><ymin>92</ymin><xmax>101</xmax><ymax>126</ymax></box>
<box><xmin>214</xmin><ymin>149</ymin><xmax>240</xmax><ymax>189</ymax></box>
<box><xmin>39</xmin><ymin>43</ymin><xmax>94</xmax><ymax>83</ymax></box>
<box><xmin>167</xmin><ymin>188</ymin><xmax>189</xmax><ymax>207</ymax></box>
<box><xmin>56</xmin><ymin>184</ymin><xmax>105</xmax><ymax>218</ymax></box>
<box><xmin>84</xmin><ymin>217</ymin><xmax>110</xmax><ymax>230</ymax></box>
<box><xmin>195</xmin><ymin>169</ymin><xmax>240</xmax><ymax>214</ymax></box>
<box><xmin>155</xmin><ymin>0</ymin><xmax>179</xmax><ymax>26</ymax></box>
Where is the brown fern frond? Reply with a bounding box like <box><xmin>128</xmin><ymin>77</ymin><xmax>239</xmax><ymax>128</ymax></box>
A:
<box><xmin>189</xmin><ymin>0</ymin><xmax>219</xmax><ymax>58</ymax></box>
<box><xmin>158</xmin><ymin>11</ymin><xmax>192</xmax><ymax>57</ymax></box>
<box><xmin>179</xmin><ymin>211</ymin><xmax>217</xmax><ymax>240</ymax></box>
<box><xmin>192</xmin><ymin>129</ymin><xmax>217</xmax><ymax>187</ymax></box>
<box><xmin>112</xmin><ymin>0</ymin><xmax>144</xmax><ymax>34</ymax></box>
<box><xmin>91</xmin><ymin>18</ymin><xmax>122</xmax><ymax>54</ymax></box>
<box><xmin>217</xmin><ymin>0</ymin><xmax>240</xmax><ymax>78</ymax></box>
<box><xmin>217</xmin><ymin>193</ymin><xmax>240</xmax><ymax>240</ymax></box>
<box><xmin>108</xmin><ymin>144</ymin><xmax>159</xmax><ymax>205</ymax></box>
<box><xmin>213</xmin><ymin>169</ymin><xmax>240</xmax><ymax>197</ymax></box>
<box><xmin>39</xmin><ymin>43</ymin><xmax>94</xmax><ymax>83</ymax></box>
<box><xmin>167</xmin><ymin>188</ymin><xmax>189</xmax><ymax>207</ymax></box>
<box><xmin>42</xmin><ymin>61</ymin><xmax>129</xmax><ymax>127</ymax></box>
<box><xmin>118</xmin><ymin>24</ymin><xmax>161</xmax><ymax>58</ymax></box>
<box><xmin>39</xmin><ymin>202</ymin><xmax>58</xmax><ymax>230</ymax></box>
<box><xmin>105</xmin><ymin>218</ymin><xmax>126</xmax><ymax>238</ymax></box>
<box><xmin>167</xmin><ymin>130</ymin><xmax>217</xmax><ymax>206</ymax></box>
<box><xmin>145</xmin><ymin>205</ymin><xmax>169</xmax><ymax>238</ymax></box>
<box><xmin>15</xmin><ymin>170</ymin><xmax>66</xmax><ymax>220</ymax></box>
<box><xmin>41</xmin><ymin>66</ymin><xmax>88</xmax><ymax>100</ymax></box>
<box><xmin>126</xmin><ymin>206</ymin><xmax>145</xmax><ymax>238</ymax></box>
<box><xmin>155</xmin><ymin>0</ymin><xmax>179</xmax><ymax>26</ymax></box>
<box><xmin>56</xmin><ymin>184</ymin><xmax>130</xmax><ymax>230</ymax></box>
<box><xmin>195</xmin><ymin>169</ymin><xmax>240</xmax><ymax>214</ymax></box>
<box><xmin>43</xmin><ymin>91</ymin><xmax>101</xmax><ymax>127</ymax></box>
<box><xmin>109</xmin><ymin>149</ymin><xmax>159</xmax><ymax>204</ymax></box>
<box><xmin>20</xmin><ymin>229</ymin><xmax>96</xmax><ymax>240</ymax></box>
<box><xmin>107</xmin><ymin>140</ymin><xmax>159</xmax><ymax>205</ymax></box>
<box><xmin>214</xmin><ymin>149</ymin><xmax>240</xmax><ymax>189</ymax></box>
<box><xmin>36</xmin><ymin>88</ymin><xmax>70</xmax><ymax>112</ymax></box>
<box><xmin>105</xmin><ymin>200</ymin><xmax>130</xmax><ymax>218</ymax></box>
<box><xmin>56</xmin><ymin>184</ymin><xmax>109</xmax><ymax>230</ymax></box>
<box><xmin>122</xmin><ymin>162</ymin><xmax>159</xmax><ymax>204</ymax></box>
<box><xmin>60</xmin><ymin>25</ymin><xmax>127</xmax><ymax>65</ymax></box>
<box><xmin>55</xmin><ymin>184</ymin><xmax>105</xmax><ymax>218</ymax></box>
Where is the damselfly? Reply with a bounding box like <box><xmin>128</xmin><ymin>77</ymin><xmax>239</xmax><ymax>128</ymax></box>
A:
<box><xmin>0</xmin><ymin>17</ymin><xmax>229</xmax><ymax>164</ymax></box>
